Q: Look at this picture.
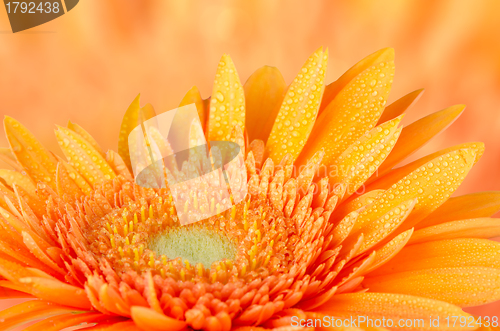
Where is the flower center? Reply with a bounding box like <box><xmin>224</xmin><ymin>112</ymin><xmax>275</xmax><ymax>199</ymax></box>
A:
<box><xmin>148</xmin><ymin>227</ymin><xmax>237</xmax><ymax>268</ymax></box>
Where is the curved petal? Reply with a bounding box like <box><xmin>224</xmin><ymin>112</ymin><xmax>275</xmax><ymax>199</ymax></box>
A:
<box><xmin>357</xmin><ymin>148</ymin><xmax>478</xmax><ymax>237</ymax></box>
<box><xmin>417</xmin><ymin>192</ymin><xmax>500</xmax><ymax>229</ymax></box>
<box><xmin>408</xmin><ymin>218</ymin><xmax>500</xmax><ymax>244</ymax></box>
<box><xmin>207</xmin><ymin>54</ymin><xmax>245</xmax><ymax>141</ymax></box>
<box><xmin>130</xmin><ymin>306</ymin><xmax>187</xmax><ymax>331</ymax></box>
<box><xmin>377</xmin><ymin>88</ymin><xmax>424</xmax><ymax>125</ymax></box>
<box><xmin>369</xmin><ymin>238</ymin><xmax>500</xmax><ymax>276</ymax></box>
<box><xmin>369</xmin><ymin>105</ymin><xmax>465</xmax><ymax>182</ymax></box>
<box><xmin>299</xmin><ymin>54</ymin><xmax>394</xmax><ymax>167</ymax></box>
<box><xmin>118</xmin><ymin>94</ymin><xmax>156</xmax><ymax>170</ymax></box>
<box><xmin>244</xmin><ymin>66</ymin><xmax>286</xmax><ymax>142</ymax></box>
<box><xmin>316</xmin><ymin>292</ymin><xmax>471</xmax><ymax>331</ymax></box>
<box><xmin>4</xmin><ymin>116</ymin><xmax>58</xmax><ymax>190</ymax></box>
<box><xmin>179</xmin><ymin>86</ymin><xmax>206</xmax><ymax>130</ymax></box>
<box><xmin>266</xmin><ymin>48</ymin><xmax>327</xmax><ymax>163</ymax></box>
<box><xmin>318</xmin><ymin>47</ymin><xmax>394</xmax><ymax>116</ymax></box>
<box><xmin>363</xmin><ymin>267</ymin><xmax>500</xmax><ymax>307</ymax></box>
<box><xmin>19</xmin><ymin>276</ymin><xmax>91</xmax><ymax>310</ymax></box>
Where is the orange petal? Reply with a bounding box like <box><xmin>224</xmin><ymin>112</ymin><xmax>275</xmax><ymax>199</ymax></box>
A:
<box><xmin>417</xmin><ymin>191</ymin><xmax>500</xmax><ymax>229</ymax></box>
<box><xmin>367</xmin><ymin>142</ymin><xmax>484</xmax><ymax>191</ymax></box>
<box><xmin>369</xmin><ymin>238</ymin><xmax>500</xmax><ymax>276</ymax></box>
<box><xmin>23</xmin><ymin>312</ymin><xmax>110</xmax><ymax>331</ymax></box>
<box><xmin>207</xmin><ymin>54</ymin><xmax>245</xmax><ymax>141</ymax></box>
<box><xmin>377</xmin><ymin>88</ymin><xmax>424</xmax><ymax>125</ymax></box>
<box><xmin>106</xmin><ymin>150</ymin><xmax>134</xmax><ymax>181</ymax></box>
<box><xmin>131</xmin><ymin>306</ymin><xmax>187</xmax><ymax>331</ymax></box>
<box><xmin>0</xmin><ymin>256</ymin><xmax>39</xmax><ymax>284</ymax></box>
<box><xmin>372</xmin><ymin>105</ymin><xmax>465</xmax><ymax>179</ymax></box>
<box><xmin>408</xmin><ymin>218</ymin><xmax>500</xmax><ymax>245</ymax></box>
<box><xmin>357</xmin><ymin>148</ymin><xmax>478</xmax><ymax>237</ymax></box>
<box><xmin>56</xmin><ymin>157</ymin><xmax>93</xmax><ymax>195</ymax></box>
<box><xmin>244</xmin><ymin>66</ymin><xmax>286</xmax><ymax>142</ymax></box>
<box><xmin>299</xmin><ymin>54</ymin><xmax>394</xmax><ymax>167</ymax></box>
<box><xmin>0</xmin><ymin>147</ymin><xmax>22</xmax><ymax>171</ymax></box>
<box><xmin>118</xmin><ymin>95</ymin><xmax>156</xmax><ymax>170</ymax></box>
<box><xmin>56</xmin><ymin>162</ymin><xmax>84</xmax><ymax>202</ymax></box>
<box><xmin>179</xmin><ymin>86</ymin><xmax>206</xmax><ymax>130</ymax></box>
<box><xmin>365</xmin><ymin>228</ymin><xmax>414</xmax><ymax>274</ymax></box>
<box><xmin>316</xmin><ymin>292</ymin><xmax>471</xmax><ymax>331</ymax></box>
<box><xmin>318</xmin><ymin>47</ymin><xmax>395</xmax><ymax>116</ymax></box>
<box><xmin>4</xmin><ymin>116</ymin><xmax>58</xmax><ymax>190</ymax></box>
<box><xmin>0</xmin><ymin>169</ymin><xmax>36</xmax><ymax>194</ymax></box>
<box><xmin>99</xmin><ymin>283</ymin><xmax>131</xmax><ymax>316</ymax></box>
<box><xmin>55</xmin><ymin>126</ymin><xmax>116</xmax><ymax>187</ymax></box>
<box><xmin>267</xmin><ymin>48</ymin><xmax>328</xmax><ymax>163</ymax></box>
<box><xmin>83</xmin><ymin>321</ymin><xmax>141</xmax><ymax>331</ymax></box>
<box><xmin>0</xmin><ymin>284</ymin><xmax>33</xmax><ymax>298</ymax></box>
<box><xmin>363</xmin><ymin>267</ymin><xmax>500</xmax><ymax>307</ymax></box>
<box><xmin>0</xmin><ymin>206</ymin><xmax>51</xmax><ymax>251</ymax></box>
<box><xmin>0</xmin><ymin>236</ymin><xmax>53</xmax><ymax>273</ymax></box>
<box><xmin>0</xmin><ymin>300</ymin><xmax>80</xmax><ymax>330</ymax></box>
<box><xmin>328</xmin><ymin>116</ymin><xmax>402</xmax><ymax>200</ymax></box>
<box><xmin>331</xmin><ymin>189</ymin><xmax>384</xmax><ymax>221</ymax></box>
<box><xmin>19</xmin><ymin>276</ymin><xmax>91</xmax><ymax>309</ymax></box>
<box><xmin>68</xmin><ymin>121</ymin><xmax>105</xmax><ymax>156</ymax></box>
<box><xmin>346</xmin><ymin>198</ymin><xmax>416</xmax><ymax>255</ymax></box>
<box><xmin>22</xmin><ymin>231</ymin><xmax>65</xmax><ymax>276</ymax></box>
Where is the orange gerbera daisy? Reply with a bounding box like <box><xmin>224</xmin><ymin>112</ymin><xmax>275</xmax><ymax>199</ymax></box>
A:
<box><xmin>1</xmin><ymin>48</ymin><xmax>500</xmax><ymax>331</ymax></box>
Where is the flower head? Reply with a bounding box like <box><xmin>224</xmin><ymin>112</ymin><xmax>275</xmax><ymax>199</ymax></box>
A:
<box><xmin>1</xmin><ymin>48</ymin><xmax>500</xmax><ymax>331</ymax></box>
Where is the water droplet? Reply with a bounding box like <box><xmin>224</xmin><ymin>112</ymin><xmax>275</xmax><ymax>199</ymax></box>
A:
<box><xmin>216</xmin><ymin>92</ymin><xmax>225</xmax><ymax>102</ymax></box>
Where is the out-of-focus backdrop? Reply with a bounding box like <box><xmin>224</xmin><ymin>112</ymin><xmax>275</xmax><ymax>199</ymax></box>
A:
<box><xmin>0</xmin><ymin>0</ymin><xmax>499</xmax><ymax>316</ymax></box>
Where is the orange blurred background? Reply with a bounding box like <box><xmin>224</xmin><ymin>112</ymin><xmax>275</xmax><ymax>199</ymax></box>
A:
<box><xmin>1</xmin><ymin>0</ymin><xmax>500</xmax><ymax>316</ymax></box>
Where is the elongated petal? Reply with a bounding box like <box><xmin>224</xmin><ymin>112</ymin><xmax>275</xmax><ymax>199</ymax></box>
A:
<box><xmin>0</xmin><ymin>286</ymin><xmax>32</xmax><ymax>298</ymax></box>
<box><xmin>357</xmin><ymin>148</ymin><xmax>477</xmax><ymax>236</ymax></box>
<box><xmin>68</xmin><ymin>121</ymin><xmax>105</xmax><ymax>156</ymax></box>
<box><xmin>56</xmin><ymin>162</ymin><xmax>84</xmax><ymax>201</ymax></box>
<box><xmin>207</xmin><ymin>54</ymin><xmax>245</xmax><ymax>141</ymax></box>
<box><xmin>370</xmin><ymin>238</ymin><xmax>500</xmax><ymax>276</ymax></box>
<box><xmin>346</xmin><ymin>199</ymin><xmax>416</xmax><ymax>255</ymax></box>
<box><xmin>417</xmin><ymin>191</ymin><xmax>500</xmax><ymax>229</ymax></box>
<box><xmin>331</xmin><ymin>189</ymin><xmax>384</xmax><ymax>221</ymax></box>
<box><xmin>0</xmin><ymin>147</ymin><xmax>22</xmax><ymax>171</ymax></box>
<box><xmin>372</xmin><ymin>105</ymin><xmax>465</xmax><ymax>179</ymax></box>
<box><xmin>0</xmin><ymin>300</ymin><xmax>80</xmax><ymax>331</ymax></box>
<box><xmin>131</xmin><ymin>306</ymin><xmax>187</xmax><ymax>331</ymax></box>
<box><xmin>318</xmin><ymin>48</ymin><xmax>394</xmax><ymax>116</ymax></box>
<box><xmin>19</xmin><ymin>276</ymin><xmax>91</xmax><ymax>309</ymax></box>
<box><xmin>316</xmin><ymin>292</ymin><xmax>471</xmax><ymax>331</ymax></box>
<box><xmin>56</xmin><ymin>157</ymin><xmax>93</xmax><ymax>195</ymax></box>
<box><xmin>23</xmin><ymin>312</ymin><xmax>112</xmax><ymax>331</ymax></box>
<box><xmin>363</xmin><ymin>267</ymin><xmax>500</xmax><ymax>307</ymax></box>
<box><xmin>56</xmin><ymin>126</ymin><xmax>116</xmax><ymax>187</ymax></box>
<box><xmin>0</xmin><ymin>169</ymin><xmax>36</xmax><ymax>193</ymax></box>
<box><xmin>244</xmin><ymin>66</ymin><xmax>286</xmax><ymax>142</ymax></box>
<box><xmin>365</xmin><ymin>229</ymin><xmax>414</xmax><ymax>274</ymax></box>
<box><xmin>299</xmin><ymin>55</ymin><xmax>394</xmax><ymax>166</ymax></box>
<box><xmin>118</xmin><ymin>95</ymin><xmax>156</xmax><ymax>170</ymax></box>
<box><xmin>4</xmin><ymin>116</ymin><xmax>58</xmax><ymax>190</ymax></box>
<box><xmin>179</xmin><ymin>86</ymin><xmax>206</xmax><ymax>130</ymax></box>
<box><xmin>408</xmin><ymin>218</ymin><xmax>500</xmax><ymax>245</ymax></box>
<box><xmin>377</xmin><ymin>89</ymin><xmax>424</xmax><ymax>125</ymax></box>
<box><xmin>367</xmin><ymin>142</ymin><xmax>484</xmax><ymax>191</ymax></box>
<box><xmin>329</xmin><ymin>116</ymin><xmax>402</xmax><ymax>199</ymax></box>
<box><xmin>267</xmin><ymin>48</ymin><xmax>328</xmax><ymax>163</ymax></box>
<box><xmin>84</xmin><ymin>321</ymin><xmax>141</xmax><ymax>331</ymax></box>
